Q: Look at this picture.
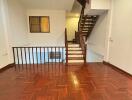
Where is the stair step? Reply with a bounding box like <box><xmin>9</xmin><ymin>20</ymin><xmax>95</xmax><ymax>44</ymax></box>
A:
<box><xmin>68</xmin><ymin>51</ymin><xmax>82</xmax><ymax>54</ymax></box>
<box><xmin>80</xmin><ymin>32</ymin><xmax>87</xmax><ymax>34</ymax></box>
<box><xmin>82</xmin><ymin>29</ymin><xmax>89</xmax><ymax>31</ymax></box>
<box><xmin>68</xmin><ymin>60</ymin><xmax>84</xmax><ymax>63</ymax></box>
<box><xmin>80</xmin><ymin>25</ymin><xmax>94</xmax><ymax>28</ymax></box>
<box><xmin>68</xmin><ymin>57</ymin><xmax>84</xmax><ymax>60</ymax></box>
<box><xmin>84</xmin><ymin>23</ymin><xmax>94</xmax><ymax>25</ymax></box>
<box><xmin>68</xmin><ymin>44</ymin><xmax>80</xmax><ymax>48</ymax></box>
<box><xmin>68</xmin><ymin>48</ymin><xmax>82</xmax><ymax>51</ymax></box>
<box><xmin>82</xmin><ymin>31</ymin><xmax>88</xmax><ymax>33</ymax></box>
<box><xmin>83</xmin><ymin>26</ymin><xmax>93</xmax><ymax>28</ymax></box>
<box><xmin>68</xmin><ymin>55</ymin><xmax>83</xmax><ymax>57</ymax></box>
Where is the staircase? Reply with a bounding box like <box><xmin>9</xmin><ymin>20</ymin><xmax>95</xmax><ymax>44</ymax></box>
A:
<box><xmin>76</xmin><ymin>7</ymin><xmax>99</xmax><ymax>41</ymax></box>
<box><xmin>67</xmin><ymin>43</ymin><xmax>84</xmax><ymax>64</ymax></box>
<box><xmin>65</xmin><ymin>1</ymin><xmax>99</xmax><ymax>65</ymax></box>
<box><xmin>65</xmin><ymin>29</ymin><xmax>86</xmax><ymax>65</ymax></box>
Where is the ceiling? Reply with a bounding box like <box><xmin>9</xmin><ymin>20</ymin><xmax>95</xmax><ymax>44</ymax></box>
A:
<box><xmin>66</xmin><ymin>1</ymin><xmax>82</xmax><ymax>18</ymax></box>
<box><xmin>20</xmin><ymin>0</ymin><xmax>75</xmax><ymax>11</ymax></box>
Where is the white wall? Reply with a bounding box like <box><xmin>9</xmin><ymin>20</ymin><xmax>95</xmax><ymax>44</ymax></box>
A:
<box><xmin>66</xmin><ymin>16</ymin><xmax>79</xmax><ymax>41</ymax></box>
<box><xmin>7</xmin><ymin>0</ymin><xmax>28</xmax><ymax>46</ymax></box>
<box><xmin>87</xmin><ymin>11</ymin><xmax>108</xmax><ymax>62</ymax></box>
<box><xmin>0</xmin><ymin>0</ymin><xmax>28</xmax><ymax>68</ymax></box>
<box><xmin>91</xmin><ymin>0</ymin><xmax>110</xmax><ymax>9</ymax></box>
<box><xmin>86</xmin><ymin>0</ymin><xmax>132</xmax><ymax>74</ymax></box>
<box><xmin>27</xmin><ymin>10</ymin><xmax>66</xmax><ymax>46</ymax></box>
<box><xmin>107</xmin><ymin>0</ymin><xmax>132</xmax><ymax>74</ymax></box>
<box><xmin>7</xmin><ymin>0</ymin><xmax>28</xmax><ymax>64</ymax></box>
<box><xmin>84</xmin><ymin>0</ymin><xmax>110</xmax><ymax>15</ymax></box>
<box><xmin>87</xmin><ymin>48</ymin><xmax>104</xmax><ymax>62</ymax></box>
<box><xmin>0</xmin><ymin>0</ymin><xmax>9</xmax><ymax>68</ymax></box>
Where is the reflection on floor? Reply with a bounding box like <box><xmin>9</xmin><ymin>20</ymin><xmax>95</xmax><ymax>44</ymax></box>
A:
<box><xmin>0</xmin><ymin>63</ymin><xmax>132</xmax><ymax>100</ymax></box>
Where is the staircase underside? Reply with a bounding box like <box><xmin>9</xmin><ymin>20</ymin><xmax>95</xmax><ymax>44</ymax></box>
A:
<box><xmin>79</xmin><ymin>15</ymin><xmax>99</xmax><ymax>40</ymax></box>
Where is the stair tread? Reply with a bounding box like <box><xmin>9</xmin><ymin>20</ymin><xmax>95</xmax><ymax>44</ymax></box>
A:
<box><xmin>68</xmin><ymin>47</ymin><xmax>81</xmax><ymax>50</ymax></box>
<box><xmin>67</xmin><ymin>53</ymin><xmax>83</xmax><ymax>55</ymax></box>
<box><xmin>67</xmin><ymin>63</ymin><xmax>85</xmax><ymax>66</ymax></box>
<box><xmin>68</xmin><ymin>57</ymin><xmax>84</xmax><ymax>60</ymax></box>
<box><xmin>68</xmin><ymin>45</ymin><xmax>80</xmax><ymax>47</ymax></box>
<box><xmin>68</xmin><ymin>50</ymin><xmax>82</xmax><ymax>51</ymax></box>
<box><xmin>68</xmin><ymin>60</ymin><xmax>84</xmax><ymax>63</ymax></box>
<box><xmin>68</xmin><ymin>44</ymin><xmax>79</xmax><ymax>45</ymax></box>
<box><xmin>68</xmin><ymin>47</ymin><xmax>81</xmax><ymax>48</ymax></box>
<box><xmin>68</xmin><ymin>52</ymin><xmax>83</xmax><ymax>54</ymax></box>
<box><xmin>68</xmin><ymin>55</ymin><xmax>83</xmax><ymax>57</ymax></box>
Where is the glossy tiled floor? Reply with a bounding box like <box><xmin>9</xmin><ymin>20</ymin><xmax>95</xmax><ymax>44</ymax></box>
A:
<box><xmin>0</xmin><ymin>63</ymin><xmax>132</xmax><ymax>100</ymax></box>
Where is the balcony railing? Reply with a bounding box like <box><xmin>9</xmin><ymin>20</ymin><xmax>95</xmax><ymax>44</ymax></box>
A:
<box><xmin>13</xmin><ymin>47</ymin><xmax>65</xmax><ymax>65</ymax></box>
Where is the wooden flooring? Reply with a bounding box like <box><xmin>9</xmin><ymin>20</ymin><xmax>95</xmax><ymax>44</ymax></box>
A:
<box><xmin>0</xmin><ymin>63</ymin><xmax>132</xmax><ymax>100</ymax></box>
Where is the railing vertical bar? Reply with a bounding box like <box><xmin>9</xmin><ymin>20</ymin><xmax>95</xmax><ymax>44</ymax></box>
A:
<box><xmin>47</xmin><ymin>48</ymin><xmax>49</xmax><ymax>72</ymax></box>
<box><xmin>32</xmin><ymin>47</ymin><xmax>34</xmax><ymax>65</ymax></box>
<box><xmin>28</xmin><ymin>47</ymin><xmax>31</xmax><ymax>65</ymax></box>
<box><xmin>20</xmin><ymin>48</ymin><xmax>23</xmax><ymax>66</ymax></box>
<box><xmin>44</xmin><ymin>47</ymin><xmax>45</xmax><ymax>64</ymax></box>
<box><xmin>16</xmin><ymin>48</ymin><xmax>20</xmax><ymax>65</ymax></box>
<box><xmin>35</xmin><ymin>48</ymin><xmax>37</xmax><ymax>66</ymax></box>
<box><xmin>12</xmin><ymin>47</ymin><xmax>16</xmax><ymax>64</ymax></box>
<box><xmin>59</xmin><ymin>47</ymin><xmax>60</xmax><ymax>63</ymax></box>
<box><xmin>24</xmin><ymin>48</ymin><xmax>27</xmax><ymax>66</ymax></box>
<box><xmin>48</xmin><ymin>48</ymin><xmax>49</xmax><ymax>64</ymax></box>
<box><xmin>51</xmin><ymin>47</ymin><xmax>53</xmax><ymax>64</ymax></box>
<box><xmin>62</xmin><ymin>47</ymin><xmax>64</xmax><ymax>63</ymax></box>
<box><xmin>40</xmin><ymin>47</ymin><xmax>42</xmax><ymax>65</ymax></box>
<box><xmin>55</xmin><ymin>47</ymin><xmax>56</xmax><ymax>63</ymax></box>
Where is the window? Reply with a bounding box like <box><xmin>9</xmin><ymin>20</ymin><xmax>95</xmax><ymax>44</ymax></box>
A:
<box><xmin>29</xmin><ymin>16</ymin><xmax>50</xmax><ymax>33</ymax></box>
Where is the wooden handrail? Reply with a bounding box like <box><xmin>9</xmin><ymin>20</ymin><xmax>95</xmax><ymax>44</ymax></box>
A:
<box><xmin>65</xmin><ymin>28</ymin><xmax>68</xmax><ymax>65</ymax></box>
<box><xmin>77</xmin><ymin>0</ymin><xmax>86</xmax><ymax>7</ymax></box>
<box><xmin>78</xmin><ymin>7</ymin><xmax>85</xmax><ymax>31</ymax></box>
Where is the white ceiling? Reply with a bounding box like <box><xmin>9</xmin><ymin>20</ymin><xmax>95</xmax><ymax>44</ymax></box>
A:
<box><xmin>20</xmin><ymin>0</ymin><xmax>75</xmax><ymax>11</ymax></box>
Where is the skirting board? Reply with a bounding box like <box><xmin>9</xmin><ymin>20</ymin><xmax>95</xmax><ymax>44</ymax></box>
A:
<box><xmin>0</xmin><ymin>63</ymin><xmax>15</xmax><ymax>73</ymax></box>
<box><xmin>103</xmin><ymin>61</ymin><xmax>132</xmax><ymax>79</ymax></box>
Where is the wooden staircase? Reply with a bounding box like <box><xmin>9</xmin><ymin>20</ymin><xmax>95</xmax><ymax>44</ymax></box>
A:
<box><xmin>65</xmin><ymin>29</ymin><xmax>86</xmax><ymax>65</ymax></box>
<box><xmin>65</xmin><ymin>1</ymin><xmax>99</xmax><ymax>65</ymax></box>
<box><xmin>77</xmin><ymin>7</ymin><xmax>99</xmax><ymax>41</ymax></box>
<box><xmin>67</xmin><ymin>43</ymin><xmax>84</xmax><ymax>64</ymax></box>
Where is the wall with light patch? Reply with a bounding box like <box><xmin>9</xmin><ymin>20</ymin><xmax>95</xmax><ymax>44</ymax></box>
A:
<box><xmin>66</xmin><ymin>14</ymin><xmax>79</xmax><ymax>41</ymax></box>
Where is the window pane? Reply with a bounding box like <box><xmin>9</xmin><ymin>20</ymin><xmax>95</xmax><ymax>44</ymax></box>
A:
<box><xmin>30</xmin><ymin>25</ymin><xmax>40</xmax><ymax>32</ymax></box>
<box><xmin>30</xmin><ymin>16</ymin><xmax>40</xmax><ymax>25</ymax></box>
<box><xmin>41</xmin><ymin>17</ymin><xmax>50</xmax><ymax>33</ymax></box>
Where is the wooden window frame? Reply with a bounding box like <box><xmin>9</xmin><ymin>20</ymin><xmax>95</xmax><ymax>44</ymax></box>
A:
<box><xmin>29</xmin><ymin>16</ymin><xmax>50</xmax><ymax>33</ymax></box>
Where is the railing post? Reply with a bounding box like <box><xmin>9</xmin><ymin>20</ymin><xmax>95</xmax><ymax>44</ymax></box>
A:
<box><xmin>12</xmin><ymin>47</ymin><xmax>16</xmax><ymax>65</ymax></box>
<box><xmin>84</xmin><ymin>44</ymin><xmax>87</xmax><ymax>64</ymax></box>
<box><xmin>65</xmin><ymin>28</ymin><xmax>68</xmax><ymax>66</ymax></box>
